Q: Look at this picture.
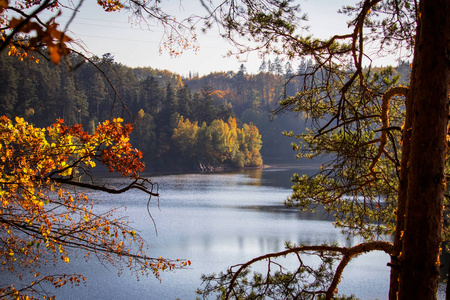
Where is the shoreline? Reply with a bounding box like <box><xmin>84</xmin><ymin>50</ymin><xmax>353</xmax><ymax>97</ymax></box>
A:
<box><xmin>86</xmin><ymin>161</ymin><xmax>322</xmax><ymax>178</ymax></box>
<box><xmin>141</xmin><ymin>164</ymin><xmax>271</xmax><ymax>177</ymax></box>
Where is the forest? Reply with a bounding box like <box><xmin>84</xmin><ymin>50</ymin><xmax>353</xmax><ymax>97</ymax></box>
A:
<box><xmin>0</xmin><ymin>51</ymin><xmax>266</xmax><ymax>172</ymax></box>
<box><xmin>0</xmin><ymin>50</ymin><xmax>411</xmax><ymax>172</ymax></box>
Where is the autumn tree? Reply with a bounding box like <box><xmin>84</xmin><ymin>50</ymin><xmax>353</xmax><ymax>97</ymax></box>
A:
<box><xmin>0</xmin><ymin>116</ymin><xmax>190</xmax><ymax>299</ymax></box>
<box><xmin>0</xmin><ymin>0</ymin><xmax>200</xmax><ymax>298</ymax></box>
<box><xmin>172</xmin><ymin>116</ymin><xmax>262</xmax><ymax>169</ymax></box>
<box><xmin>0</xmin><ymin>0</ymin><xmax>199</xmax><ymax>62</ymax></box>
<box><xmin>172</xmin><ymin>115</ymin><xmax>199</xmax><ymax>160</ymax></box>
<box><xmin>197</xmin><ymin>0</ymin><xmax>450</xmax><ymax>299</ymax></box>
<box><xmin>237</xmin><ymin>122</ymin><xmax>263</xmax><ymax>167</ymax></box>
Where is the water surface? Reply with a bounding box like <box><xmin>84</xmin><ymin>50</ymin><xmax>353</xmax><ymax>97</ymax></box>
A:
<box><xmin>22</xmin><ymin>166</ymin><xmax>393</xmax><ymax>299</ymax></box>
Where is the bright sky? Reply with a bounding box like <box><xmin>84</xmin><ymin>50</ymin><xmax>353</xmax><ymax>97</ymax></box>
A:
<box><xmin>41</xmin><ymin>0</ymin><xmax>394</xmax><ymax>76</ymax></box>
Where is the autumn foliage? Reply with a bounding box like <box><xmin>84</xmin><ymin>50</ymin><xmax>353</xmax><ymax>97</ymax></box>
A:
<box><xmin>0</xmin><ymin>1</ymin><xmax>124</xmax><ymax>62</ymax></box>
<box><xmin>0</xmin><ymin>0</ymin><xmax>198</xmax><ymax>63</ymax></box>
<box><xmin>0</xmin><ymin>116</ymin><xmax>188</xmax><ymax>299</ymax></box>
<box><xmin>172</xmin><ymin>116</ymin><xmax>262</xmax><ymax>168</ymax></box>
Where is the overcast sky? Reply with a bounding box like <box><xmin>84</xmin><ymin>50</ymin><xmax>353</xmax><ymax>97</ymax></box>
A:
<box><xmin>40</xmin><ymin>0</ymin><xmax>397</xmax><ymax>76</ymax></box>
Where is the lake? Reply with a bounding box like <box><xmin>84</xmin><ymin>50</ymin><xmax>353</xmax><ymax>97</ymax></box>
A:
<box><xmin>23</xmin><ymin>165</ymin><xmax>394</xmax><ymax>299</ymax></box>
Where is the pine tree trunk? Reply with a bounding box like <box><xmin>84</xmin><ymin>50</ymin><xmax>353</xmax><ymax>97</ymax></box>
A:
<box><xmin>389</xmin><ymin>85</ymin><xmax>412</xmax><ymax>300</ymax></box>
<box><xmin>397</xmin><ymin>0</ymin><xmax>450</xmax><ymax>298</ymax></box>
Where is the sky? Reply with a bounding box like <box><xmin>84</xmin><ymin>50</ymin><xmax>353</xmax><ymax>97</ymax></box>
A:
<box><xmin>39</xmin><ymin>0</ymin><xmax>396</xmax><ymax>77</ymax></box>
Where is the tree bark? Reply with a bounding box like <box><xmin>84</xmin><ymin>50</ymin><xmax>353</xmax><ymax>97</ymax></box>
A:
<box><xmin>389</xmin><ymin>88</ymin><xmax>411</xmax><ymax>299</ymax></box>
<box><xmin>398</xmin><ymin>0</ymin><xmax>450</xmax><ymax>299</ymax></box>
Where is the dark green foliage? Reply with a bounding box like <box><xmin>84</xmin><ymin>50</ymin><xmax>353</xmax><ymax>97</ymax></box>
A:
<box><xmin>140</xmin><ymin>76</ymin><xmax>164</xmax><ymax>116</ymax></box>
<box><xmin>177</xmin><ymin>85</ymin><xmax>192</xmax><ymax>118</ymax></box>
<box><xmin>0</xmin><ymin>55</ymin><xmax>19</xmax><ymax>118</ymax></box>
<box><xmin>191</xmin><ymin>83</ymin><xmax>221</xmax><ymax>124</ymax></box>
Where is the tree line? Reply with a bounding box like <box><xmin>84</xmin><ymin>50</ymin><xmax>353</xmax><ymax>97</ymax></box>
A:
<box><xmin>1</xmin><ymin>48</ymin><xmax>411</xmax><ymax>170</ymax></box>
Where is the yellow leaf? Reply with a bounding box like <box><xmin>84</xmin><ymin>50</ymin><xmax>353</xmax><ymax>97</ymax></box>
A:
<box><xmin>88</xmin><ymin>160</ymin><xmax>96</xmax><ymax>168</ymax></box>
<box><xmin>14</xmin><ymin>116</ymin><xmax>24</xmax><ymax>125</ymax></box>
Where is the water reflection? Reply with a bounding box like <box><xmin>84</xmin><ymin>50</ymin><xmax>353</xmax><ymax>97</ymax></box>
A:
<box><xmin>14</xmin><ymin>165</ymin><xmax>394</xmax><ymax>300</ymax></box>
<box><xmin>237</xmin><ymin>169</ymin><xmax>263</xmax><ymax>186</ymax></box>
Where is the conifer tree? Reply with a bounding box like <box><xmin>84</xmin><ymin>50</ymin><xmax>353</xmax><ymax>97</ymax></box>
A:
<box><xmin>198</xmin><ymin>0</ymin><xmax>450</xmax><ymax>299</ymax></box>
